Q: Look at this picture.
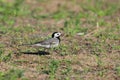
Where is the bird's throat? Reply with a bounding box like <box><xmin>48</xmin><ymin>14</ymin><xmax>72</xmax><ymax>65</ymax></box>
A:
<box><xmin>57</xmin><ymin>37</ymin><xmax>60</xmax><ymax>42</ymax></box>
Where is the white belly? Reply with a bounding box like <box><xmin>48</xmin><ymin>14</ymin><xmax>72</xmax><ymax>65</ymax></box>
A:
<box><xmin>33</xmin><ymin>43</ymin><xmax>59</xmax><ymax>48</ymax></box>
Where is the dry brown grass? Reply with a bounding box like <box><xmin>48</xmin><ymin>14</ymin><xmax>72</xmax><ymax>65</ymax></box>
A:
<box><xmin>0</xmin><ymin>0</ymin><xmax>120</xmax><ymax>80</ymax></box>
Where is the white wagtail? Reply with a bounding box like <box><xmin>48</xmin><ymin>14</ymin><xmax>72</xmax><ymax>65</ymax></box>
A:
<box><xmin>31</xmin><ymin>32</ymin><xmax>61</xmax><ymax>49</ymax></box>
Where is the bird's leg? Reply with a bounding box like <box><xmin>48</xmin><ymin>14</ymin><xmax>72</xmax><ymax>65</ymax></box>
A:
<box><xmin>43</xmin><ymin>48</ymin><xmax>46</xmax><ymax>52</ymax></box>
<box><xmin>43</xmin><ymin>48</ymin><xmax>47</xmax><ymax>52</ymax></box>
<box><xmin>36</xmin><ymin>47</ymin><xmax>41</xmax><ymax>55</ymax></box>
<box><xmin>54</xmin><ymin>46</ymin><xmax>61</xmax><ymax>53</ymax></box>
<box><xmin>36</xmin><ymin>47</ymin><xmax>40</xmax><ymax>52</ymax></box>
<box><xmin>51</xmin><ymin>47</ymin><xmax>57</xmax><ymax>53</ymax></box>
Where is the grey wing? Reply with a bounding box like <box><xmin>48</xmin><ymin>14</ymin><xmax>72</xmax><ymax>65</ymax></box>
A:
<box><xmin>40</xmin><ymin>38</ymin><xmax>59</xmax><ymax>45</ymax></box>
<box><xmin>33</xmin><ymin>38</ymin><xmax>59</xmax><ymax>48</ymax></box>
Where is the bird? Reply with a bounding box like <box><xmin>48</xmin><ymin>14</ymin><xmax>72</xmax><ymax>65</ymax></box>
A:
<box><xmin>31</xmin><ymin>32</ymin><xmax>61</xmax><ymax>49</ymax></box>
<box><xmin>17</xmin><ymin>32</ymin><xmax>61</xmax><ymax>54</ymax></box>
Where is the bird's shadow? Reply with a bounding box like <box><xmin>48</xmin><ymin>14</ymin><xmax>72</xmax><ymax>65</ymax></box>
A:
<box><xmin>21</xmin><ymin>51</ymin><xmax>50</xmax><ymax>55</ymax></box>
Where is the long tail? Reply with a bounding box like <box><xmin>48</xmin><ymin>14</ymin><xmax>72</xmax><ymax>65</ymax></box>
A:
<box><xmin>18</xmin><ymin>43</ymin><xmax>40</xmax><ymax>47</ymax></box>
<box><xmin>18</xmin><ymin>43</ymin><xmax>32</xmax><ymax>46</ymax></box>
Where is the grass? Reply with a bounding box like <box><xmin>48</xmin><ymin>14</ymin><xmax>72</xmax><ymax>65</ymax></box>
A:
<box><xmin>63</xmin><ymin>19</ymin><xmax>88</xmax><ymax>36</ymax></box>
<box><xmin>0</xmin><ymin>0</ymin><xmax>30</xmax><ymax>27</ymax></box>
<box><xmin>115</xmin><ymin>66</ymin><xmax>120</xmax><ymax>77</ymax></box>
<box><xmin>49</xmin><ymin>59</ymin><xmax>59</xmax><ymax>80</ymax></box>
<box><xmin>0</xmin><ymin>0</ymin><xmax>120</xmax><ymax>80</ymax></box>
<box><xmin>0</xmin><ymin>46</ymin><xmax>11</xmax><ymax>62</ymax></box>
<box><xmin>0</xmin><ymin>69</ymin><xmax>27</xmax><ymax>80</ymax></box>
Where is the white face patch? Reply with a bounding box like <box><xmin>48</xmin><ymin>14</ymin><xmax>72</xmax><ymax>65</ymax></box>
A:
<box><xmin>54</xmin><ymin>32</ymin><xmax>61</xmax><ymax>38</ymax></box>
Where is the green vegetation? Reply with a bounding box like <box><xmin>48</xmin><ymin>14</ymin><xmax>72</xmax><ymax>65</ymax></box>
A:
<box><xmin>0</xmin><ymin>69</ymin><xmax>27</xmax><ymax>80</ymax></box>
<box><xmin>115</xmin><ymin>66</ymin><xmax>120</xmax><ymax>77</ymax></box>
<box><xmin>49</xmin><ymin>60</ymin><xmax>59</xmax><ymax>80</ymax></box>
<box><xmin>0</xmin><ymin>47</ymin><xmax>12</xmax><ymax>62</ymax></box>
<box><xmin>0</xmin><ymin>0</ymin><xmax>120</xmax><ymax>80</ymax></box>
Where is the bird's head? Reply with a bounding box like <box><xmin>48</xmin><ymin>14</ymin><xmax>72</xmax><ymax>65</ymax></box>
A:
<box><xmin>52</xmin><ymin>32</ymin><xmax>61</xmax><ymax>38</ymax></box>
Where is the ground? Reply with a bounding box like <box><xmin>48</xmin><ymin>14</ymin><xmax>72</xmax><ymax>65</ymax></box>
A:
<box><xmin>0</xmin><ymin>0</ymin><xmax>120</xmax><ymax>80</ymax></box>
